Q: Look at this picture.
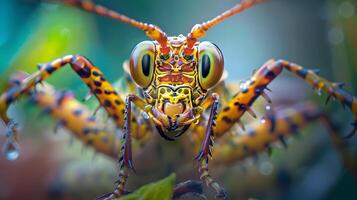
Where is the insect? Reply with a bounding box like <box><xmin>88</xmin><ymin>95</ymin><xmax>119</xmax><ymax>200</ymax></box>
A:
<box><xmin>1</xmin><ymin>0</ymin><xmax>357</xmax><ymax>199</ymax></box>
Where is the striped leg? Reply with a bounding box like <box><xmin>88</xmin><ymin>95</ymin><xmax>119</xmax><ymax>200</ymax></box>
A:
<box><xmin>30</xmin><ymin>83</ymin><xmax>122</xmax><ymax>157</ymax></box>
<box><xmin>1</xmin><ymin>72</ymin><xmax>153</xmax><ymax>159</ymax></box>
<box><xmin>97</xmin><ymin>94</ymin><xmax>147</xmax><ymax>200</ymax></box>
<box><xmin>211</xmin><ymin>102</ymin><xmax>352</xmax><ymax>168</ymax></box>
<box><xmin>4</xmin><ymin>55</ymin><xmax>137</xmax><ymax>127</ymax></box>
<box><xmin>0</xmin><ymin>56</ymin><xmax>151</xmax><ymax>157</ymax></box>
<box><xmin>186</xmin><ymin>81</ymin><xmax>236</xmax><ymax>155</ymax></box>
<box><xmin>195</xmin><ymin>93</ymin><xmax>228</xmax><ymax>199</ymax></box>
<box><xmin>214</xmin><ymin>59</ymin><xmax>357</xmax><ymax>138</ymax></box>
<box><xmin>0</xmin><ymin>55</ymin><xmax>128</xmax><ymax>128</ymax></box>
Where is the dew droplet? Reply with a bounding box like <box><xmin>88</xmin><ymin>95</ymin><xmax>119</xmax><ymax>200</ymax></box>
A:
<box><xmin>240</xmin><ymin>81</ymin><xmax>249</xmax><ymax>93</ymax></box>
<box><xmin>3</xmin><ymin>140</ymin><xmax>20</xmax><ymax>161</ymax></box>
<box><xmin>316</xmin><ymin>89</ymin><xmax>322</xmax><ymax>96</ymax></box>
<box><xmin>265</xmin><ymin>105</ymin><xmax>271</xmax><ymax>111</ymax></box>
<box><xmin>259</xmin><ymin>161</ymin><xmax>274</xmax><ymax>176</ymax></box>
<box><xmin>141</xmin><ymin>111</ymin><xmax>150</xmax><ymax>119</ymax></box>
<box><xmin>260</xmin><ymin>117</ymin><xmax>266</xmax><ymax>124</ymax></box>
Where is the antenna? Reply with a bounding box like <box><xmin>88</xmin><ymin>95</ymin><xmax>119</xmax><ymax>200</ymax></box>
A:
<box><xmin>62</xmin><ymin>0</ymin><xmax>170</xmax><ymax>54</ymax></box>
<box><xmin>184</xmin><ymin>0</ymin><xmax>265</xmax><ymax>56</ymax></box>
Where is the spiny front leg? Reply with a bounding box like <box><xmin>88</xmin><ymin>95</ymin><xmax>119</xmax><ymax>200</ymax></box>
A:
<box><xmin>31</xmin><ymin>84</ymin><xmax>122</xmax><ymax>158</ymax></box>
<box><xmin>0</xmin><ymin>55</ymin><xmax>127</xmax><ymax>130</ymax></box>
<box><xmin>214</xmin><ymin>59</ymin><xmax>281</xmax><ymax>137</ymax></box>
<box><xmin>214</xmin><ymin>59</ymin><xmax>357</xmax><ymax>138</ymax></box>
<box><xmin>212</xmin><ymin>102</ymin><xmax>335</xmax><ymax>164</ymax></box>
<box><xmin>0</xmin><ymin>56</ymin><xmax>151</xmax><ymax>158</ymax></box>
<box><xmin>280</xmin><ymin>59</ymin><xmax>357</xmax><ymax>138</ymax></box>
<box><xmin>98</xmin><ymin>94</ymin><xmax>145</xmax><ymax>200</ymax></box>
<box><xmin>196</xmin><ymin>93</ymin><xmax>228</xmax><ymax>199</ymax></box>
<box><xmin>212</xmin><ymin>102</ymin><xmax>357</xmax><ymax>177</ymax></box>
<box><xmin>0</xmin><ymin>72</ymin><xmax>123</xmax><ymax>159</ymax></box>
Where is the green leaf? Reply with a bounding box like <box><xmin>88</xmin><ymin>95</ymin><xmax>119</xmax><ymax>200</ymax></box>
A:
<box><xmin>120</xmin><ymin>173</ymin><xmax>176</xmax><ymax>200</ymax></box>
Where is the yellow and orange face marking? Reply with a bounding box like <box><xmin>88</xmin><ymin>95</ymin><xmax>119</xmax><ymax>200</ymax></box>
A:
<box><xmin>141</xmin><ymin>36</ymin><xmax>206</xmax><ymax>137</ymax></box>
<box><xmin>153</xmin><ymin>35</ymin><xmax>199</xmax><ymax>87</ymax></box>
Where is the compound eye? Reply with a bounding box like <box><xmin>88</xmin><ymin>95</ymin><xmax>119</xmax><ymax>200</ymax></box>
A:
<box><xmin>129</xmin><ymin>41</ymin><xmax>156</xmax><ymax>88</ymax></box>
<box><xmin>198</xmin><ymin>41</ymin><xmax>224</xmax><ymax>90</ymax></box>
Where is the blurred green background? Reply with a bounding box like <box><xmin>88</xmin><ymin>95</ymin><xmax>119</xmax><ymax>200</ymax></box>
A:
<box><xmin>0</xmin><ymin>0</ymin><xmax>357</xmax><ymax>199</ymax></box>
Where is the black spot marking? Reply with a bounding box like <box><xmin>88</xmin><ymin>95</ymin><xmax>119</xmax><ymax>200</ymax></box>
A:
<box><xmin>73</xmin><ymin>109</ymin><xmax>83</xmax><ymax>116</ymax></box>
<box><xmin>266</xmin><ymin>70</ymin><xmax>276</xmax><ymax>80</ymax></box>
<box><xmin>94</xmin><ymin>89</ymin><xmax>102</xmax><ymax>94</ymax></box>
<box><xmin>223</xmin><ymin>107</ymin><xmax>230</xmax><ymax>112</ymax></box>
<box><xmin>104</xmin><ymin>100</ymin><xmax>112</xmax><ymax>107</ymax></box>
<box><xmin>94</xmin><ymin>80</ymin><xmax>102</xmax><ymax>87</ymax></box>
<box><xmin>222</xmin><ymin>116</ymin><xmax>232</xmax><ymax>124</ymax></box>
<box><xmin>297</xmin><ymin>69</ymin><xmax>308</xmax><ymax>79</ymax></box>
<box><xmin>234</xmin><ymin>102</ymin><xmax>246</xmax><ymax>110</ymax></box>
<box><xmin>92</xmin><ymin>71</ymin><xmax>100</xmax><ymax>76</ymax></box>
<box><xmin>45</xmin><ymin>65</ymin><xmax>56</xmax><ymax>74</ymax></box>
<box><xmin>100</xmin><ymin>76</ymin><xmax>106</xmax><ymax>81</ymax></box>
<box><xmin>114</xmin><ymin>99</ymin><xmax>121</xmax><ymax>105</ymax></box>
<box><xmin>104</xmin><ymin>90</ymin><xmax>111</xmax><ymax>95</ymax></box>
<box><xmin>77</xmin><ymin>67</ymin><xmax>91</xmax><ymax>78</ymax></box>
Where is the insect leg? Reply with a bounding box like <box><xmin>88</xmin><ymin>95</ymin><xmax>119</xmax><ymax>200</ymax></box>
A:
<box><xmin>195</xmin><ymin>93</ymin><xmax>228</xmax><ymax>199</ymax></box>
<box><xmin>212</xmin><ymin>101</ymin><xmax>357</xmax><ymax>175</ymax></box>
<box><xmin>97</xmin><ymin>94</ymin><xmax>147</xmax><ymax>200</ymax></box>
<box><xmin>0</xmin><ymin>72</ymin><xmax>123</xmax><ymax>159</ymax></box>
<box><xmin>30</xmin><ymin>83</ymin><xmax>122</xmax><ymax>158</ymax></box>
<box><xmin>0</xmin><ymin>55</ymin><xmax>128</xmax><ymax>130</ymax></box>
<box><xmin>214</xmin><ymin>59</ymin><xmax>357</xmax><ymax>139</ymax></box>
<box><xmin>0</xmin><ymin>56</ymin><xmax>151</xmax><ymax>157</ymax></box>
<box><xmin>278</xmin><ymin>59</ymin><xmax>357</xmax><ymax>138</ymax></box>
